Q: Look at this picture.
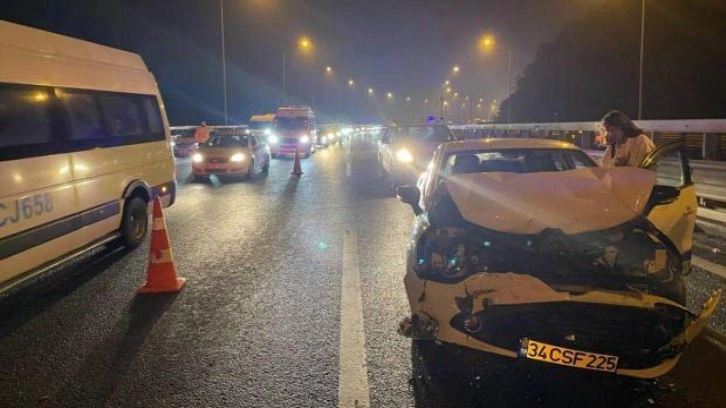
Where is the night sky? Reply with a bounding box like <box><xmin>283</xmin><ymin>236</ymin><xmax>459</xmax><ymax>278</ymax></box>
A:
<box><xmin>1</xmin><ymin>0</ymin><xmax>590</xmax><ymax>124</ymax></box>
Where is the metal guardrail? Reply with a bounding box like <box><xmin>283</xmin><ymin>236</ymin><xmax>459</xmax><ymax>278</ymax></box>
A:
<box><xmin>449</xmin><ymin>119</ymin><xmax>726</xmax><ymax>160</ymax></box>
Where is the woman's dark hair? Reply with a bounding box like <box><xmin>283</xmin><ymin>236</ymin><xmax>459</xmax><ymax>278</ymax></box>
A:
<box><xmin>601</xmin><ymin>110</ymin><xmax>644</xmax><ymax>138</ymax></box>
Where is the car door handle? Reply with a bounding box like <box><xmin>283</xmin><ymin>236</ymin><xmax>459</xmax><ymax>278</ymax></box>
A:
<box><xmin>684</xmin><ymin>207</ymin><xmax>694</xmax><ymax>216</ymax></box>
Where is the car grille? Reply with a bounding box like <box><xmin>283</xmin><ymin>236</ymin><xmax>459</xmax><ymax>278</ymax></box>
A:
<box><xmin>207</xmin><ymin>157</ymin><xmax>228</xmax><ymax>163</ymax></box>
<box><xmin>450</xmin><ymin>302</ymin><xmax>686</xmax><ymax>369</ymax></box>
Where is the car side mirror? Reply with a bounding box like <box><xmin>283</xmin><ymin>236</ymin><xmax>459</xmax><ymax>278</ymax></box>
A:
<box><xmin>396</xmin><ymin>185</ymin><xmax>422</xmax><ymax>216</ymax></box>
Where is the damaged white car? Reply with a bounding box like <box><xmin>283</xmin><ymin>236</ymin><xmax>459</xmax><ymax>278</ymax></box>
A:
<box><xmin>397</xmin><ymin>138</ymin><xmax>721</xmax><ymax>379</ymax></box>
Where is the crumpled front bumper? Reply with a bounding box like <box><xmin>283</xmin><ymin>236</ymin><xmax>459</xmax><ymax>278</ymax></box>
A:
<box><xmin>400</xmin><ymin>269</ymin><xmax>722</xmax><ymax>379</ymax></box>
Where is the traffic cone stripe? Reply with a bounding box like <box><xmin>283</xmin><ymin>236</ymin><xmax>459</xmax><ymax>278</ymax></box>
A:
<box><xmin>152</xmin><ymin>218</ymin><xmax>166</xmax><ymax>231</ymax></box>
<box><xmin>150</xmin><ymin>248</ymin><xmax>173</xmax><ymax>264</ymax></box>
<box><xmin>138</xmin><ymin>197</ymin><xmax>186</xmax><ymax>294</ymax></box>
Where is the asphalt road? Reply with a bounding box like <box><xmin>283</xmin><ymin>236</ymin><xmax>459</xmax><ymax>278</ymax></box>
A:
<box><xmin>1</xmin><ymin>137</ymin><xmax>725</xmax><ymax>408</ymax></box>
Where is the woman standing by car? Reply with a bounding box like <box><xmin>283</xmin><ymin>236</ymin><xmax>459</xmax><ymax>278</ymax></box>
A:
<box><xmin>600</xmin><ymin>110</ymin><xmax>655</xmax><ymax>167</ymax></box>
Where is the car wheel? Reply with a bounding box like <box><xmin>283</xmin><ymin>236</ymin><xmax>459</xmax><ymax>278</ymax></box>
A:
<box><xmin>262</xmin><ymin>155</ymin><xmax>270</xmax><ymax>173</ymax></box>
<box><xmin>243</xmin><ymin>159</ymin><xmax>254</xmax><ymax>180</ymax></box>
<box><xmin>119</xmin><ymin>196</ymin><xmax>148</xmax><ymax>249</ymax></box>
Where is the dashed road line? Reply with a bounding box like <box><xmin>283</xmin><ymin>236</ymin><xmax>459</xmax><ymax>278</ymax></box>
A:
<box><xmin>338</xmin><ymin>231</ymin><xmax>370</xmax><ymax>408</ymax></box>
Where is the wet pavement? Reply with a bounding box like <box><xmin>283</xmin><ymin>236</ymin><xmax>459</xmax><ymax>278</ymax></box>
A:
<box><xmin>1</xmin><ymin>137</ymin><xmax>725</xmax><ymax>407</ymax></box>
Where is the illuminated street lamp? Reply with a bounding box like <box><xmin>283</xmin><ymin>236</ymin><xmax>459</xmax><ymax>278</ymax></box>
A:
<box><xmin>282</xmin><ymin>36</ymin><xmax>313</xmax><ymax>104</ymax></box>
<box><xmin>406</xmin><ymin>96</ymin><xmax>411</xmax><ymax>102</ymax></box>
<box><xmin>387</xmin><ymin>92</ymin><xmax>394</xmax><ymax>99</ymax></box>
<box><xmin>452</xmin><ymin>65</ymin><xmax>460</xmax><ymax>74</ymax></box>
<box><xmin>348</xmin><ymin>79</ymin><xmax>355</xmax><ymax>87</ymax></box>
<box><xmin>478</xmin><ymin>34</ymin><xmax>512</xmax><ymax>122</ymax></box>
<box><xmin>368</xmin><ymin>87</ymin><xmax>374</xmax><ymax>95</ymax></box>
<box><xmin>445</xmin><ymin>87</ymin><xmax>452</xmax><ymax>94</ymax></box>
<box><xmin>479</xmin><ymin>34</ymin><xmax>495</xmax><ymax>52</ymax></box>
<box><xmin>325</xmin><ymin>65</ymin><xmax>333</xmax><ymax>73</ymax></box>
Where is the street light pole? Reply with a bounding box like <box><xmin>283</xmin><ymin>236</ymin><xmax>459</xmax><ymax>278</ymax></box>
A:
<box><xmin>638</xmin><ymin>0</ymin><xmax>645</xmax><ymax>120</ymax></box>
<box><xmin>282</xmin><ymin>51</ymin><xmax>287</xmax><ymax>105</ymax></box>
<box><xmin>220</xmin><ymin>0</ymin><xmax>228</xmax><ymax>125</ymax></box>
<box><xmin>311</xmin><ymin>66</ymin><xmax>316</xmax><ymax>108</ymax></box>
<box><xmin>507</xmin><ymin>48</ymin><xmax>512</xmax><ymax>123</ymax></box>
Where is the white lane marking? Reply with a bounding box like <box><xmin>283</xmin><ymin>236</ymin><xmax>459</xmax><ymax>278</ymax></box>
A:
<box><xmin>338</xmin><ymin>232</ymin><xmax>370</xmax><ymax>408</ymax></box>
<box><xmin>346</xmin><ymin>162</ymin><xmax>352</xmax><ymax>177</ymax></box>
<box><xmin>693</xmin><ymin>256</ymin><xmax>726</xmax><ymax>279</ymax></box>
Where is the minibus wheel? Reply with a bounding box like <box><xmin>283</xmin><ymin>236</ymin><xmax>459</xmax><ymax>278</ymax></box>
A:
<box><xmin>120</xmin><ymin>196</ymin><xmax>149</xmax><ymax>249</ymax></box>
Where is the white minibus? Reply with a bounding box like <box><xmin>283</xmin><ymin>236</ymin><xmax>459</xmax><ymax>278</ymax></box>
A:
<box><xmin>0</xmin><ymin>21</ymin><xmax>176</xmax><ymax>292</ymax></box>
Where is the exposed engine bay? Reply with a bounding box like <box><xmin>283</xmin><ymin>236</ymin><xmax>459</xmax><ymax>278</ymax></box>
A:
<box><xmin>415</xmin><ymin>182</ymin><xmax>685</xmax><ymax>300</ymax></box>
<box><xmin>417</xmin><ymin>220</ymin><xmax>678</xmax><ymax>283</ymax></box>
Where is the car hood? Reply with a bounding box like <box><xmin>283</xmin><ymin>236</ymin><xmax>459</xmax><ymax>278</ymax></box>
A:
<box><xmin>444</xmin><ymin>167</ymin><xmax>657</xmax><ymax>235</ymax></box>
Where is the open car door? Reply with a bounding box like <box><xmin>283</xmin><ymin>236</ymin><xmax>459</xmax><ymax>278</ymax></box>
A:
<box><xmin>639</xmin><ymin>141</ymin><xmax>697</xmax><ymax>265</ymax></box>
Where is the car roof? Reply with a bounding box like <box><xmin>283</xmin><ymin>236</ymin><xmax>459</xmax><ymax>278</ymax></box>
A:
<box><xmin>441</xmin><ymin>138</ymin><xmax>581</xmax><ymax>153</ymax></box>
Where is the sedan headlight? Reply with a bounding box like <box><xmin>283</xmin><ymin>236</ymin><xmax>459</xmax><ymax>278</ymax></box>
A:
<box><xmin>230</xmin><ymin>153</ymin><xmax>246</xmax><ymax>162</ymax></box>
<box><xmin>192</xmin><ymin>153</ymin><xmax>204</xmax><ymax>163</ymax></box>
<box><xmin>264</xmin><ymin>128</ymin><xmax>271</xmax><ymax>135</ymax></box>
<box><xmin>300</xmin><ymin>135</ymin><xmax>310</xmax><ymax>144</ymax></box>
<box><xmin>268</xmin><ymin>134</ymin><xmax>279</xmax><ymax>144</ymax></box>
<box><xmin>396</xmin><ymin>149</ymin><xmax>414</xmax><ymax>163</ymax></box>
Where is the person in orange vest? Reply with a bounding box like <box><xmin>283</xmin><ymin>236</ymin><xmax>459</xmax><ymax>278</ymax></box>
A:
<box><xmin>194</xmin><ymin>121</ymin><xmax>211</xmax><ymax>144</ymax></box>
<box><xmin>600</xmin><ymin>110</ymin><xmax>654</xmax><ymax>168</ymax></box>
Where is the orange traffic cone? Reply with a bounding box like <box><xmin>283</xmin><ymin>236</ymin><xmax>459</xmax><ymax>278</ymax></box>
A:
<box><xmin>138</xmin><ymin>197</ymin><xmax>186</xmax><ymax>294</ymax></box>
<box><xmin>291</xmin><ymin>146</ymin><xmax>303</xmax><ymax>176</ymax></box>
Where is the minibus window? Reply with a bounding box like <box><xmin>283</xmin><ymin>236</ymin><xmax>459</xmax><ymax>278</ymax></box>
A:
<box><xmin>0</xmin><ymin>84</ymin><xmax>55</xmax><ymax>161</ymax></box>
<box><xmin>99</xmin><ymin>94</ymin><xmax>145</xmax><ymax>138</ymax></box>
<box><xmin>61</xmin><ymin>90</ymin><xmax>108</xmax><ymax>141</ymax></box>
<box><xmin>143</xmin><ymin>97</ymin><xmax>164</xmax><ymax>135</ymax></box>
<box><xmin>0</xmin><ymin>85</ymin><xmax>52</xmax><ymax>148</ymax></box>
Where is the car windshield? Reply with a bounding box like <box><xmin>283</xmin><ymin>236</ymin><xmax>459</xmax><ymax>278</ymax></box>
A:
<box><xmin>396</xmin><ymin>126</ymin><xmax>451</xmax><ymax>143</ymax></box>
<box><xmin>443</xmin><ymin>148</ymin><xmax>598</xmax><ymax>175</ymax></box>
<box><xmin>275</xmin><ymin>117</ymin><xmax>307</xmax><ymax>130</ymax></box>
<box><xmin>203</xmin><ymin>135</ymin><xmax>248</xmax><ymax>148</ymax></box>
